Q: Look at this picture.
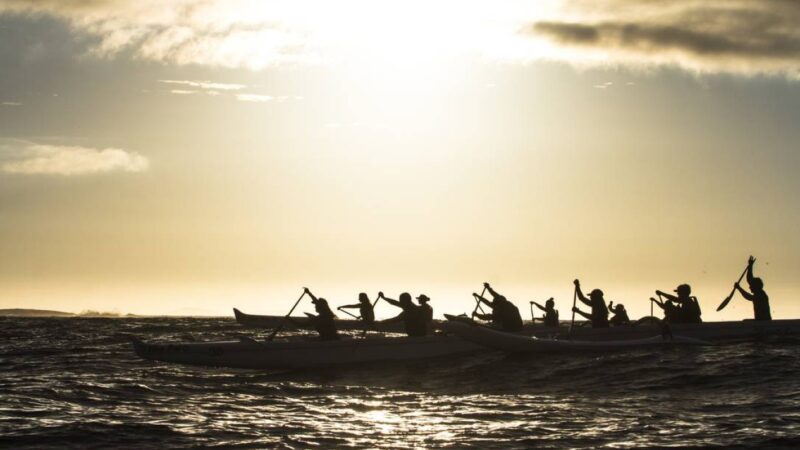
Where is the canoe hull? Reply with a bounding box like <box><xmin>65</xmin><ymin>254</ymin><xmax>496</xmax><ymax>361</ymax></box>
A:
<box><xmin>132</xmin><ymin>335</ymin><xmax>484</xmax><ymax>369</ymax></box>
<box><xmin>445</xmin><ymin>321</ymin><xmax>710</xmax><ymax>353</ymax></box>
<box><xmin>233</xmin><ymin>308</ymin><xmax>410</xmax><ymax>333</ymax></box>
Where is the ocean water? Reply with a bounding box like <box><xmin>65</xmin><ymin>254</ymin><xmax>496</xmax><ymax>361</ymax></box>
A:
<box><xmin>1</xmin><ymin>317</ymin><xmax>799</xmax><ymax>449</ymax></box>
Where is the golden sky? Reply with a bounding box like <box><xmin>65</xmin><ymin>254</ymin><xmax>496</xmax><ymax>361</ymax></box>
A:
<box><xmin>1</xmin><ymin>1</ymin><xmax>800</xmax><ymax>319</ymax></box>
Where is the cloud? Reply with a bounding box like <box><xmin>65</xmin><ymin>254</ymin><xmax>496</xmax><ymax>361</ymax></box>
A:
<box><xmin>2</xmin><ymin>101</ymin><xmax>22</xmax><ymax>106</ymax></box>
<box><xmin>236</xmin><ymin>94</ymin><xmax>273</xmax><ymax>102</ymax></box>
<box><xmin>1</xmin><ymin>141</ymin><xmax>148</xmax><ymax>175</ymax></box>
<box><xmin>526</xmin><ymin>1</ymin><xmax>800</xmax><ymax>78</ymax></box>
<box><xmin>2</xmin><ymin>0</ymin><xmax>799</xmax><ymax>79</ymax></box>
<box><xmin>158</xmin><ymin>80</ymin><xmax>247</xmax><ymax>91</ymax></box>
<box><xmin>169</xmin><ymin>89</ymin><xmax>196</xmax><ymax>95</ymax></box>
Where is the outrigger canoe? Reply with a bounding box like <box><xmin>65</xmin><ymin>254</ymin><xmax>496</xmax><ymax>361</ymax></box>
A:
<box><xmin>234</xmin><ymin>309</ymin><xmax>800</xmax><ymax>342</ymax></box>
<box><xmin>233</xmin><ymin>308</ymin><xmax>411</xmax><ymax>333</ymax></box>
<box><xmin>131</xmin><ymin>334</ymin><xmax>484</xmax><ymax>369</ymax></box>
<box><xmin>444</xmin><ymin>319</ymin><xmax>711</xmax><ymax>353</ymax></box>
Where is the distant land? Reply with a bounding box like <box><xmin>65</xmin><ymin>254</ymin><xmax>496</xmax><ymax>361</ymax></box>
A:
<box><xmin>0</xmin><ymin>308</ymin><xmax>75</xmax><ymax>317</ymax></box>
<box><xmin>0</xmin><ymin>309</ymin><xmax>133</xmax><ymax>317</ymax></box>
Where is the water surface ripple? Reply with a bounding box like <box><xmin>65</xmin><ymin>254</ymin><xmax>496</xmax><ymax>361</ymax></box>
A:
<box><xmin>1</xmin><ymin>317</ymin><xmax>799</xmax><ymax>448</ymax></box>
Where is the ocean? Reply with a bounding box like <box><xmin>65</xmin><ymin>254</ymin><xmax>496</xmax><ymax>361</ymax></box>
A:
<box><xmin>1</xmin><ymin>317</ymin><xmax>799</xmax><ymax>449</ymax></box>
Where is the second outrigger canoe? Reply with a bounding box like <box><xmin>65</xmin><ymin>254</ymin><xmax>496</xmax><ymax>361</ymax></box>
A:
<box><xmin>131</xmin><ymin>334</ymin><xmax>484</xmax><ymax>369</ymax></box>
<box><xmin>444</xmin><ymin>319</ymin><xmax>711</xmax><ymax>353</ymax></box>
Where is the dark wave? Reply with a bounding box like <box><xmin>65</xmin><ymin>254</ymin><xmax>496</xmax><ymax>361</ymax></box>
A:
<box><xmin>1</xmin><ymin>317</ymin><xmax>799</xmax><ymax>449</ymax></box>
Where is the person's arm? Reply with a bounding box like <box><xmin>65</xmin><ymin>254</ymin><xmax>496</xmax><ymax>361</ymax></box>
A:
<box><xmin>378</xmin><ymin>292</ymin><xmax>401</xmax><ymax>308</ymax></box>
<box><xmin>303</xmin><ymin>287</ymin><xmax>318</xmax><ymax>303</ymax></box>
<box><xmin>735</xmin><ymin>283</ymin><xmax>755</xmax><ymax>301</ymax></box>
<box><xmin>650</xmin><ymin>297</ymin><xmax>665</xmax><ymax>310</ymax></box>
<box><xmin>746</xmin><ymin>255</ymin><xmax>756</xmax><ymax>285</ymax></box>
<box><xmin>474</xmin><ymin>312</ymin><xmax>492</xmax><ymax>321</ymax></box>
<box><xmin>474</xmin><ymin>293</ymin><xmax>493</xmax><ymax>308</ymax></box>
<box><xmin>572</xmin><ymin>306</ymin><xmax>591</xmax><ymax>320</ymax></box>
<box><xmin>574</xmin><ymin>280</ymin><xmax>591</xmax><ymax>307</ymax></box>
<box><xmin>656</xmin><ymin>290</ymin><xmax>678</xmax><ymax>302</ymax></box>
<box><xmin>339</xmin><ymin>303</ymin><xmax>360</xmax><ymax>309</ymax></box>
<box><xmin>483</xmin><ymin>282</ymin><xmax>501</xmax><ymax>299</ymax></box>
<box><xmin>531</xmin><ymin>301</ymin><xmax>546</xmax><ymax>312</ymax></box>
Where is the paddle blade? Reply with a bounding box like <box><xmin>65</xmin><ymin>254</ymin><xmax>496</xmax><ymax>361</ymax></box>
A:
<box><xmin>716</xmin><ymin>293</ymin><xmax>733</xmax><ymax>312</ymax></box>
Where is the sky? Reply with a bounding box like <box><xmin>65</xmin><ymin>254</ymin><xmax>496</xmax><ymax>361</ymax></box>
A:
<box><xmin>1</xmin><ymin>0</ymin><xmax>799</xmax><ymax>319</ymax></box>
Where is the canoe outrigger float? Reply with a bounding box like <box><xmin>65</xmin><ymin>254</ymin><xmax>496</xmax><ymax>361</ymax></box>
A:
<box><xmin>443</xmin><ymin>318</ymin><xmax>711</xmax><ymax>353</ymax></box>
<box><xmin>131</xmin><ymin>335</ymin><xmax>484</xmax><ymax>370</ymax></box>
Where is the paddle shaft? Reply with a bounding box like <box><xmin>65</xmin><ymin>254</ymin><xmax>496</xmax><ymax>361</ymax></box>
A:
<box><xmin>471</xmin><ymin>286</ymin><xmax>488</xmax><ymax>317</ymax></box>
<box><xmin>717</xmin><ymin>261</ymin><xmax>752</xmax><ymax>312</ymax></box>
<box><xmin>569</xmin><ymin>285</ymin><xmax>578</xmax><ymax>338</ymax></box>
<box><xmin>337</xmin><ymin>307</ymin><xmax>359</xmax><ymax>319</ymax></box>
<box><xmin>267</xmin><ymin>290</ymin><xmax>307</xmax><ymax>341</ymax></box>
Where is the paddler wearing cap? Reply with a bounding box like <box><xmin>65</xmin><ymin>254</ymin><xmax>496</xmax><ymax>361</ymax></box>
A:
<box><xmin>572</xmin><ymin>279</ymin><xmax>610</xmax><ymax>328</ymax></box>
<box><xmin>292</xmin><ymin>287</ymin><xmax>339</xmax><ymax>340</ymax></box>
<box><xmin>378</xmin><ymin>292</ymin><xmax>428</xmax><ymax>337</ymax></box>
<box><xmin>473</xmin><ymin>283</ymin><xmax>523</xmax><ymax>332</ymax></box>
<box><xmin>655</xmin><ymin>284</ymin><xmax>702</xmax><ymax>324</ymax></box>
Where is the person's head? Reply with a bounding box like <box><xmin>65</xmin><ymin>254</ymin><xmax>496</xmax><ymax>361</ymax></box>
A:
<box><xmin>545</xmin><ymin>298</ymin><xmax>555</xmax><ymax>309</ymax></box>
<box><xmin>750</xmin><ymin>277</ymin><xmax>764</xmax><ymax>292</ymax></box>
<box><xmin>313</xmin><ymin>297</ymin><xmax>330</xmax><ymax>313</ymax></box>
<box><xmin>399</xmin><ymin>292</ymin><xmax>412</xmax><ymax>305</ymax></box>
<box><xmin>675</xmin><ymin>284</ymin><xmax>692</xmax><ymax>298</ymax></box>
<box><xmin>589</xmin><ymin>289</ymin><xmax>604</xmax><ymax>301</ymax></box>
<box><xmin>495</xmin><ymin>295</ymin><xmax>507</xmax><ymax>304</ymax></box>
<box><xmin>416</xmin><ymin>294</ymin><xmax>430</xmax><ymax>305</ymax></box>
<box><xmin>358</xmin><ymin>292</ymin><xmax>369</xmax><ymax>304</ymax></box>
<box><xmin>614</xmin><ymin>303</ymin><xmax>626</xmax><ymax>313</ymax></box>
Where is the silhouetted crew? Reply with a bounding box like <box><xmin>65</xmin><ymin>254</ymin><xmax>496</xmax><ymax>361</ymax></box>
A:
<box><xmin>379</xmin><ymin>292</ymin><xmax>427</xmax><ymax>337</ymax></box>
<box><xmin>651</xmin><ymin>297</ymin><xmax>680</xmax><ymax>323</ymax></box>
<box><xmin>473</xmin><ymin>283</ymin><xmax>523</xmax><ymax>332</ymax></box>
<box><xmin>339</xmin><ymin>293</ymin><xmax>375</xmax><ymax>326</ymax></box>
<box><xmin>299</xmin><ymin>288</ymin><xmax>339</xmax><ymax>340</ymax></box>
<box><xmin>417</xmin><ymin>295</ymin><xmax>434</xmax><ymax>333</ymax></box>
<box><xmin>656</xmin><ymin>284</ymin><xmax>701</xmax><ymax>324</ymax></box>
<box><xmin>572</xmin><ymin>280</ymin><xmax>609</xmax><ymax>328</ymax></box>
<box><xmin>734</xmin><ymin>256</ymin><xmax>772</xmax><ymax>321</ymax></box>
<box><xmin>531</xmin><ymin>298</ymin><xmax>559</xmax><ymax>327</ymax></box>
<box><xmin>608</xmin><ymin>301</ymin><xmax>630</xmax><ymax>326</ymax></box>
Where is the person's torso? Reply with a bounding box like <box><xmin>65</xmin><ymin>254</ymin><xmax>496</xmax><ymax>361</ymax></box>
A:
<box><xmin>360</xmin><ymin>304</ymin><xmax>375</xmax><ymax>324</ymax></box>
<box><xmin>498</xmin><ymin>302</ymin><xmax>523</xmax><ymax>331</ymax></box>
<box><xmin>753</xmin><ymin>291</ymin><xmax>771</xmax><ymax>321</ymax></box>
<box><xmin>544</xmin><ymin>309</ymin><xmax>559</xmax><ymax>327</ymax></box>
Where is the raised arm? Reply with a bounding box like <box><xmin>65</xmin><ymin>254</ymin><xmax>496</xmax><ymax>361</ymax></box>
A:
<box><xmin>532</xmin><ymin>301</ymin><xmax>546</xmax><ymax>312</ymax></box>
<box><xmin>655</xmin><ymin>290</ymin><xmax>678</xmax><ymax>302</ymax></box>
<box><xmin>746</xmin><ymin>256</ymin><xmax>756</xmax><ymax>285</ymax></box>
<box><xmin>483</xmin><ymin>282</ymin><xmax>501</xmax><ymax>299</ymax></box>
<box><xmin>303</xmin><ymin>287</ymin><xmax>318</xmax><ymax>303</ymax></box>
<box><xmin>734</xmin><ymin>282</ymin><xmax>755</xmax><ymax>301</ymax></box>
<box><xmin>378</xmin><ymin>292</ymin><xmax>401</xmax><ymax>308</ymax></box>
<box><xmin>338</xmin><ymin>303</ymin><xmax>361</xmax><ymax>309</ymax></box>
<box><xmin>574</xmin><ymin>280</ymin><xmax>591</xmax><ymax>307</ymax></box>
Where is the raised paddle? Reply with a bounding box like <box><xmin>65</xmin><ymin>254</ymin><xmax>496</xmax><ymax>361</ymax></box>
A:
<box><xmin>267</xmin><ymin>288</ymin><xmax>307</xmax><ymax>341</ymax></box>
<box><xmin>471</xmin><ymin>285</ymin><xmax>488</xmax><ymax>318</ymax></box>
<box><xmin>717</xmin><ymin>259</ymin><xmax>754</xmax><ymax>312</ymax></box>
<box><xmin>569</xmin><ymin>283</ymin><xmax>578</xmax><ymax>338</ymax></box>
<box><xmin>529</xmin><ymin>302</ymin><xmax>535</xmax><ymax>322</ymax></box>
